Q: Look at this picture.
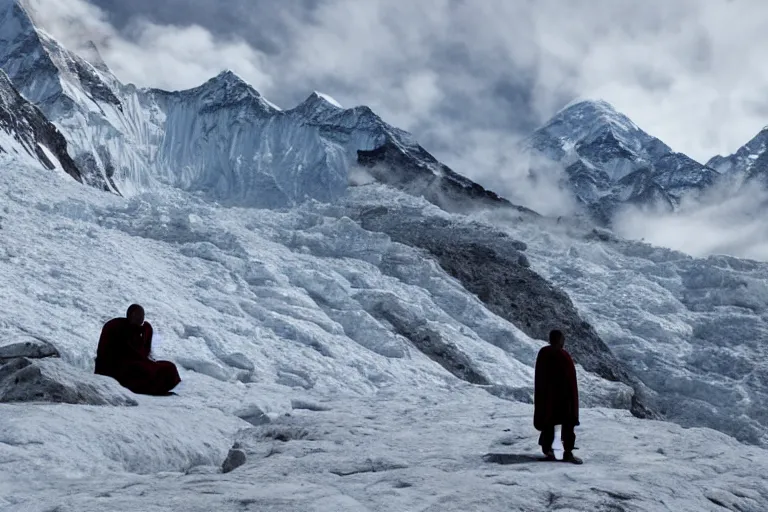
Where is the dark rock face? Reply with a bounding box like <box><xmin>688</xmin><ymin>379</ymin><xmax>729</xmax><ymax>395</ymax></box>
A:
<box><xmin>74</xmin><ymin>151</ymin><xmax>116</xmax><ymax>192</ymax></box>
<box><xmin>68</xmin><ymin>54</ymin><xmax>122</xmax><ymax>110</ymax></box>
<box><xmin>0</xmin><ymin>70</ymin><xmax>82</xmax><ymax>182</ymax></box>
<box><xmin>575</xmin><ymin>129</ymin><xmax>637</xmax><ymax>165</ymax></box>
<box><xmin>357</xmin><ymin>142</ymin><xmax>536</xmax><ymax>216</ymax></box>
<box><xmin>221</xmin><ymin>448</ymin><xmax>247</xmax><ymax>473</ymax></box>
<box><xmin>351</xmin><ymin>205</ymin><xmax>656</xmax><ymax>419</ymax></box>
<box><xmin>373</xmin><ymin>304</ymin><xmax>491</xmax><ymax>386</ymax></box>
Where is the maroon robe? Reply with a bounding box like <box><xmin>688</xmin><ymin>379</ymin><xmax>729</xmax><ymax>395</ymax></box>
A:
<box><xmin>95</xmin><ymin>318</ymin><xmax>181</xmax><ymax>396</ymax></box>
<box><xmin>533</xmin><ymin>345</ymin><xmax>579</xmax><ymax>430</ymax></box>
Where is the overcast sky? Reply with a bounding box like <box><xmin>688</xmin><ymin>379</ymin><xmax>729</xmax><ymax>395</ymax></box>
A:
<box><xmin>26</xmin><ymin>0</ymin><xmax>768</xmax><ymax>200</ymax></box>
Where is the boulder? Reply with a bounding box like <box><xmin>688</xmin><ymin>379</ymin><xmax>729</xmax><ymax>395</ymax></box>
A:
<box><xmin>0</xmin><ymin>357</ymin><xmax>138</xmax><ymax>406</ymax></box>
<box><xmin>0</xmin><ymin>337</ymin><xmax>60</xmax><ymax>360</ymax></box>
<box><xmin>221</xmin><ymin>448</ymin><xmax>247</xmax><ymax>473</ymax></box>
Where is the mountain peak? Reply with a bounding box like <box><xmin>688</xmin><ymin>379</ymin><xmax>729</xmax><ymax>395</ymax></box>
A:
<box><xmin>548</xmin><ymin>99</ymin><xmax>641</xmax><ymax>137</ymax></box>
<box><xmin>309</xmin><ymin>91</ymin><xmax>343</xmax><ymax>109</ymax></box>
<box><xmin>529</xmin><ymin>97</ymin><xmax>670</xmax><ymax>162</ymax></box>
<box><xmin>199</xmin><ymin>69</ymin><xmax>257</xmax><ymax>94</ymax></box>
<box><xmin>2</xmin><ymin>0</ymin><xmax>56</xmax><ymax>44</ymax></box>
<box><xmin>0</xmin><ymin>0</ymin><xmax>26</xmax><ymax>15</ymax></box>
<box><xmin>292</xmin><ymin>91</ymin><xmax>345</xmax><ymax>118</ymax></box>
<box><xmin>522</xmin><ymin>98</ymin><xmax>720</xmax><ymax>223</ymax></box>
<box><xmin>0</xmin><ymin>68</ymin><xmax>83</xmax><ymax>181</ymax></box>
<box><xmin>212</xmin><ymin>69</ymin><xmax>246</xmax><ymax>85</ymax></box>
<box><xmin>0</xmin><ymin>0</ymin><xmax>124</xmax><ymax>110</ymax></box>
<box><xmin>185</xmin><ymin>70</ymin><xmax>279</xmax><ymax>112</ymax></box>
<box><xmin>197</xmin><ymin>70</ymin><xmax>266</xmax><ymax>96</ymax></box>
<box><xmin>0</xmin><ymin>0</ymin><xmax>63</xmax><ymax>105</ymax></box>
<box><xmin>706</xmin><ymin>125</ymin><xmax>768</xmax><ymax>178</ymax></box>
<box><xmin>558</xmin><ymin>98</ymin><xmax>619</xmax><ymax>115</ymax></box>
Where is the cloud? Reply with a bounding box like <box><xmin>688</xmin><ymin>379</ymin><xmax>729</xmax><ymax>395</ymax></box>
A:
<box><xmin>23</xmin><ymin>0</ymin><xmax>274</xmax><ymax>92</ymax></box>
<box><xmin>22</xmin><ymin>0</ymin><xmax>768</xmax><ymax>258</ymax></box>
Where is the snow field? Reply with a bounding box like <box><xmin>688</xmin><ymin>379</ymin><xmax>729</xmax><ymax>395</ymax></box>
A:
<box><xmin>3</xmin><ymin>386</ymin><xmax>768</xmax><ymax>511</ymax></box>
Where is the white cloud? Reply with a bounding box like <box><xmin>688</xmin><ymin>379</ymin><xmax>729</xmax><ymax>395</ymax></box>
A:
<box><xmin>23</xmin><ymin>0</ymin><xmax>274</xmax><ymax>92</ymax></box>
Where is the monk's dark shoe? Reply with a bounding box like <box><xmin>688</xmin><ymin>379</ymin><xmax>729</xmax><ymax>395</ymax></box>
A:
<box><xmin>562</xmin><ymin>452</ymin><xmax>583</xmax><ymax>464</ymax></box>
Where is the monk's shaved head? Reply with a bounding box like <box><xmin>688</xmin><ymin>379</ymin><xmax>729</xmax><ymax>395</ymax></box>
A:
<box><xmin>549</xmin><ymin>329</ymin><xmax>565</xmax><ymax>346</ymax></box>
<box><xmin>126</xmin><ymin>304</ymin><xmax>145</xmax><ymax>326</ymax></box>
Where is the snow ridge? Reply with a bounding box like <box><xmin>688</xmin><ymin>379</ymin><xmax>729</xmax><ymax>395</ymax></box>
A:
<box><xmin>707</xmin><ymin>127</ymin><xmax>768</xmax><ymax>186</ymax></box>
<box><xmin>313</xmin><ymin>91</ymin><xmax>343</xmax><ymax>109</ymax></box>
<box><xmin>0</xmin><ymin>3</ymin><xmax>507</xmax><ymax>211</ymax></box>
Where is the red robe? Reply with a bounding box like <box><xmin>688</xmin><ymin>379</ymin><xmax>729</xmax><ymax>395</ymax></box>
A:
<box><xmin>533</xmin><ymin>345</ymin><xmax>579</xmax><ymax>430</ymax></box>
<box><xmin>95</xmin><ymin>318</ymin><xmax>181</xmax><ymax>396</ymax></box>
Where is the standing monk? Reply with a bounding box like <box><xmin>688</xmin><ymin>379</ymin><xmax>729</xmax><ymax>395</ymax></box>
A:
<box><xmin>534</xmin><ymin>329</ymin><xmax>582</xmax><ymax>464</ymax></box>
<box><xmin>95</xmin><ymin>304</ymin><xmax>181</xmax><ymax>396</ymax></box>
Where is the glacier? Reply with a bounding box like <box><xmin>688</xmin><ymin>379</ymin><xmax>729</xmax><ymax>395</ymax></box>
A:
<box><xmin>475</xmin><ymin>206</ymin><xmax>768</xmax><ymax>447</ymax></box>
<box><xmin>317</xmin><ymin>188</ymin><xmax>768</xmax><ymax>447</ymax></box>
<box><xmin>2</xmin><ymin>156</ymin><xmax>768</xmax><ymax>510</ymax></box>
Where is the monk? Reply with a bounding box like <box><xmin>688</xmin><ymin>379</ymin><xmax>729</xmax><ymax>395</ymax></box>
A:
<box><xmin>95</xmin><ymin>304</ymin><xmax>181</xmax><ymax>396</ymax></box>
<box><xmin>534</xmin><ymin>329</ymin><xmax>582</xmax><ymax>464</ymax></box>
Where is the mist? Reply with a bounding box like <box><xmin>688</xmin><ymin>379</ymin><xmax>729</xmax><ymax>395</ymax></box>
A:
<box><xmin>613</xmin><ymin>178</ymin><xmax>768</xmax><ymax>261</ymax></box>
<box><xmin>477</xmin><ymin>147</ymin><xmax>583</xmax><ymax>218</ymax></box>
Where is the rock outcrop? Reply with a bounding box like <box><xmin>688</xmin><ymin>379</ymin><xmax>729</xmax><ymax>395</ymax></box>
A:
<box><xmin>0</xmin><ymin>336</ymin><xmax>137</xmax><ymax>406</ymax></box>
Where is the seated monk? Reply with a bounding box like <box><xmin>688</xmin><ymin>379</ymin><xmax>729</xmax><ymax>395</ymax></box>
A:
<box><xmin>95</xmin><ymin>304</ymin><xmax>181</xmax><ymax>396</ymax></box>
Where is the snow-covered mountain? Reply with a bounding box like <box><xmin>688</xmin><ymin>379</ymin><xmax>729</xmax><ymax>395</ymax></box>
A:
<box><xmin>0</xmin><ymin>0</ymin><xmax>511</xmax><ymax>212</ymax></box>
<box><xmin>0</xmin><ymin>0</ymin><xmax>125</xmax><ymax>190</ymax></box>
<box><xmin>0</xmin><ymin>68</ymin><xmax>80</xmax><ymax>180</ymax></box>
<box><xmin>522</xmin><ymin>99</ymin><xmax>720</xmax><ymax>224</ymax></box>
